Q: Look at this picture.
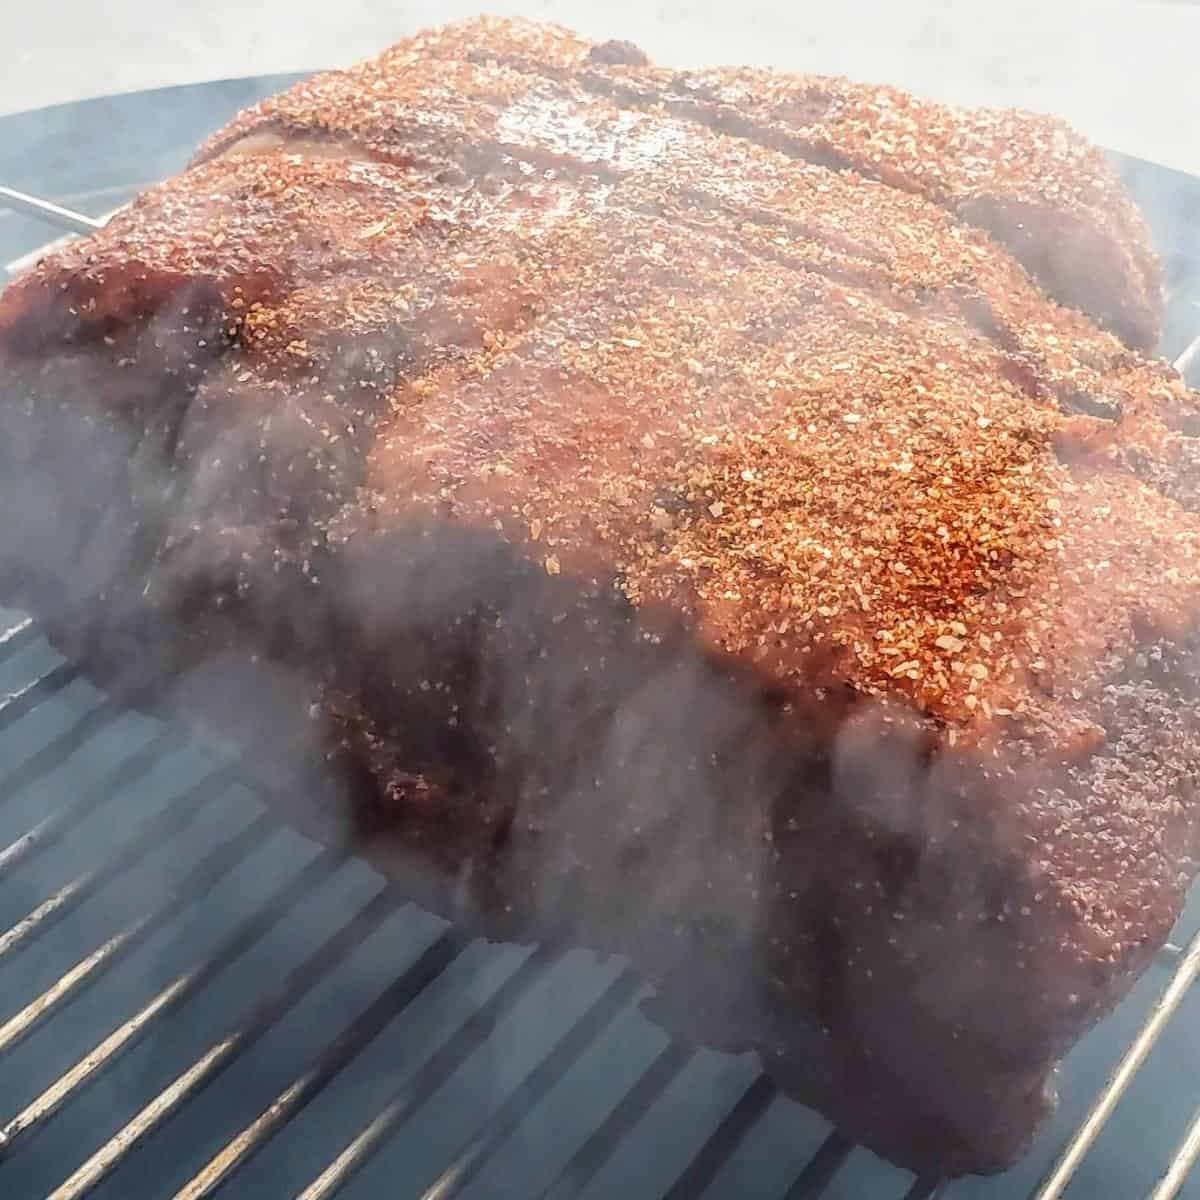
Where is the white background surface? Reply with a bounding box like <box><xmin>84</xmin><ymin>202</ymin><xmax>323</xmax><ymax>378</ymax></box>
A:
<box><xmin>4</xmin><ymin>1</ymin><xmax>1200</xmax><ymax>173</ymax></box>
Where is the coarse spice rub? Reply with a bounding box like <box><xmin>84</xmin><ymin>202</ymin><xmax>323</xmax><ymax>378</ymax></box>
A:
<box><xmin>2</xmin><ymin>14</ymin><xmax>1200</xmax><ymax>1178</ymax></box>
<box><xmin>201</xmin><ymin>13</ymin><xmax>1160</xmax><ymax>349</ymax></box>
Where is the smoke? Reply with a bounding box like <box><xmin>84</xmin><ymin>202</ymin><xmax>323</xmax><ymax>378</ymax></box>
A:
<box><xmin>0</xmin><ymin>184</ymin><xmax>1036</xmax><ymax>1194</ymax></box>
<box><xmin>326</xmin><ymin>517</ymin><xmax>802</xmax><ymax>1037</ymax></box>
<box><xmin>2</xmin><ymin>18</ymin><xmax>1200</xmax><ymax>1186</ymax></box>
<box><xmin>0</xmin><ymin>242</ymin><xmax>789</xmax><ymax>992</ymax></box>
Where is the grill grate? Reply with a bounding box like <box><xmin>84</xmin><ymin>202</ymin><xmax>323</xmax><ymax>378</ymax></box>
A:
<box><xmin>4</xmin><ymin>83</ymin><xmax>1200</xmax><ymax>1198</ymax></box>
<box><xmin>8</xmin><ymin>599</ymin><xmax>1195</xmax><ymax>1200</ymax></box>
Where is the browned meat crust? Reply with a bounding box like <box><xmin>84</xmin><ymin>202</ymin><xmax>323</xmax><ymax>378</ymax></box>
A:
<box><xmin>1</xmin><ymin>17</ymin><xmax>1198</xmax><ymax>1177</ymax></box>
<box><xmin>197</xmin><ymin>16</ymin><xmax>1163</xmax><ymax>352</ymax></box>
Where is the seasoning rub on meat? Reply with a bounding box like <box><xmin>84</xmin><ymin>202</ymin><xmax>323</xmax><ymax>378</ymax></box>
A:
<box><xmin>2</xmin><ymin>16</ymin><xmax>1198</xmax><ymax>1177</ymax></box>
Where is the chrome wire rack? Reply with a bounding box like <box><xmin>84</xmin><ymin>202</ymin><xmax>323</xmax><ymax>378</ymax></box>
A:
<box><xmin>3</xmin><ymin>82</ymin><xmax>1200</xmax><ymax>1200</ymax></box>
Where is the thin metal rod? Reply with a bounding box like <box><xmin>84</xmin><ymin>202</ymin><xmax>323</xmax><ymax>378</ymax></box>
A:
<box><xmin>39</xmin><ymin>869</ymin><xmax>399</xmax><ymax>1200</ymax></box>
<box><xmin>1032</xmin><ymin>927</ymin><xmax>1200</xmax><ymax>1200</ymax></box>
<box><xmin>0</xmin><ymin>692</ymin><xmax>164</xmax><ymax>810</ymax></box>
<box><xmin>295</xmin><ymin>947</ymin><xmax>559</xmax><ymax>1200</ymax></box>
<box><xmin>0</xmin><ymin>185</ymin><xmax>104</xmax><ymax>234</ymax></box>
<box><xmin>1146</xmin><ymin>1103</ymin><xmax>1200</xmax><ymax>1200</ymax></box>
<box><xmin>0</xmin><ymin>798</ymin><xmax>269</xmax><ymax>1061</ymax></box>
<box><xmin>663</xmin><ymin>1074</ymin><xmax>778</xmax><ymax>1200</ymax></box>
<box><xmin>415</xmin><ymin>970</ymin><xmax>642</xmax><ymax>1200</ymax></box>
<box><xmin>0</xmin><ymin>724</ymin><xmax>183</xmax><ymax>883</ymax></box>
<box><xmin>538</xmin><ymin>1042</ymin><xmax>696</xmax><ymax>1200</ymax></box>
<box><xmin>172</xmin><ymin>929</ymin><xmax>467</xmax><ymax>1200</ymax></box>
<box><xmin>0</xmin><ymin>759</ymin><xmax>234</xmax><ymax>964</ymax></box>
<box><xmin>0</xmin><ymin>662</ymin><xmax>78</xmax><ymax>732</ymax></box>
<box><xmin>784</xmin><ymin>1131</ymin><xmax>854</xmax><ymax>1199</ymax></box>
<box><xmin>0</xmin><ymin>618</ymin><xmax>35</xmax><ymax>662</ymax></box>
<box><xmin>0</xmin><ymin>846</ymin><xmax>342</xmax><ymax>1159</ymax></box>
<box><xmin>1175</xmin><ymin>332</ymin><xmax>1200</xmax><ymax>377</ymax></box>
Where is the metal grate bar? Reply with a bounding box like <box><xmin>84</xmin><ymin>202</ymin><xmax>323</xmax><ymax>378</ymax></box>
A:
<box><xmin>0</xmin><ymin>691</ymin><xmax>170</xmax><ymax>811</ymax></box>
<box><xmin>1175</xmin><ymin>334</ymin><xmax>1200</xmax><ymax>378</ymax></box>
<box><xmin>662</xmin><ymin>1074</ymin><xmax>779</xmax><ymax>1200</ymax></box>
<box><xmin>1147</xmin><ymin>1103</ymin><xmax>1200</xmax><ymax>1200</ymax></box>
<box><xmin>294</xmin><ymin>947</ymin><xmax>560</xmax><ymax>1200</ymax></box>
<box><xmin>785</xmin><ymin>1132</ymin><xmax>855</xmax><ymax>1199</ymax></box>
<box><xmin>1032</xmin><ymin>926</ymin><xmax>1200</xmax><ymax>1199</ymax></box>
<box><xmin>0</xmin><ymin>618</ymin><xmax>35</xmax><ymax>661</ymax></box>
<box><xmin>0</xmin><ymin>724</ymin><xmax>184</xmax><ymax>882</ymax></box>
<box><xmin>0</xmin><ymin>846</ymin><xmax>344</xmax><ymax>1158</ymax></box>
<box><xmin>0</xmin><ymin>759</ymin><xmax>236</xmax><ymax>966</ymax></box>
<box><xmin>538</xmin><ymin>1043</ymin><xmax>697</xmax><ymax>1200</ymax></box>
<box><xmin>38</xmin><ymin>856</ymin><xmax>397</xmax><ymax>1200</ymax></box>
<box><xmin>169</xmin><ymin>914</ymin><xmax>458</xmax><ymax>1200</ymax></box>
<box><xmin>414</xmin><ymin>968</ymin><xmax>643</xmax><ymax>1200</ymax></box>
<box><xmin>0</xmin><ymin>662</ymin><xmax>78</xmax><ymax>733</ymax></box>
<box><xmin>0</xmin><ymin>800</ymin><xmax>272</xmax><ymax>1063</ymax></box>
<box><xmin>0</xmin><ymin>184</ymin><xmax>105</xmax><ymax>233</ymax></box>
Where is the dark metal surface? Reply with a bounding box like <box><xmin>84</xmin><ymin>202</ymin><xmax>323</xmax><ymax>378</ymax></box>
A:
<box><xmin>2</xmin><ymin>79</ymin><xmax>1200</xmax><ymax>1200</ymax></box>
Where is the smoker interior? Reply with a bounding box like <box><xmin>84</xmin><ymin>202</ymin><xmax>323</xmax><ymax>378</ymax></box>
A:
<box><xmin>2</xmin><ymin>78</ymin><xmax>1200</xmax><ymax>1200</ymax></box>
